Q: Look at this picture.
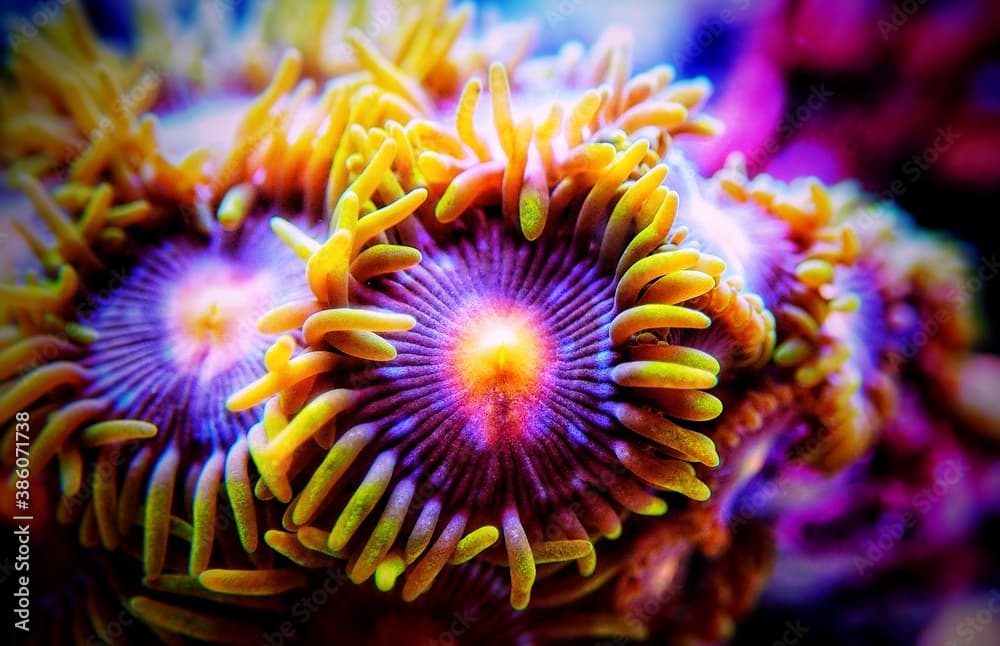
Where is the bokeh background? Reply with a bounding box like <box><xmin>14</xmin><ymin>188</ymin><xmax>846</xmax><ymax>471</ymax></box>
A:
<box><xmin>2</xmin><ymin>1</ymin><xmax>999</xmax><ymax>644</ymax></box>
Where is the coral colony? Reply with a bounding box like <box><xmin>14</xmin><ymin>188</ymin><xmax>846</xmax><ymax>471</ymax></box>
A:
<box><xmin>0</xmin><ymin>1</ymin><xmax>997</xmax><ymax>644</ymax></box>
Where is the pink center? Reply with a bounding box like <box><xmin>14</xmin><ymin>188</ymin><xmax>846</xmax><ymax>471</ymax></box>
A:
<box><xmin>164</xmin><ymin>261</ymin><xmax>273</xmax><ymax>381</ymax></box>
<box><xmin>446</xmin><ymin>300</ymin><xmax>554</xmax><ymax>445</ymax></box>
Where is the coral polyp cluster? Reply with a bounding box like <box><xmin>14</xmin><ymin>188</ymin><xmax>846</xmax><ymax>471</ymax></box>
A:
<box><xmin>0</xmin><ymin>171</ymin><xmax>314</xmax><ymax>588</ymax></box>
<box><xmin>223</xmin><ymin>48</ymin><xmax>753</xmax><ymax>608</ymax></box>
<box><xmin>1</xmin><ymin>1</ymin><xmax>997</xmax><ymax>644</ymax></box>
